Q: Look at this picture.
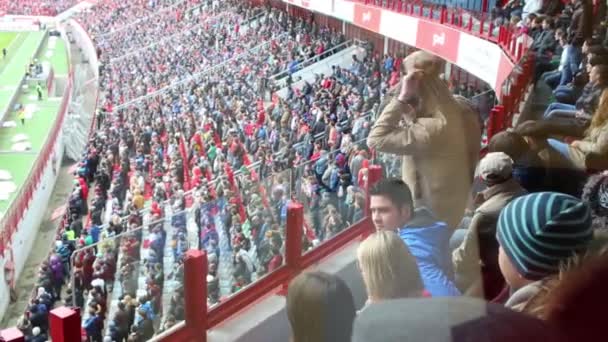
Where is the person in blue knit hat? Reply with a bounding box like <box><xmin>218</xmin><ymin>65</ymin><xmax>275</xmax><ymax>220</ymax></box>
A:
<box><xmin>494</xmin><ymin>192</ymin><xmax>593</xmax><ymax>311</ymax></box>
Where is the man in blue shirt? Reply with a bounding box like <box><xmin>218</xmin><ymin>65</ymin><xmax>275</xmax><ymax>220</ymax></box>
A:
<box><xmin>369</xmin><ymin>179</ymin><xmax>460</xmax><ymax>297</ymax></box>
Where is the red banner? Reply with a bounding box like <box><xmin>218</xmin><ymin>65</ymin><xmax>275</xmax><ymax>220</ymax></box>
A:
<box><xmin>415</xmin><ymin>20</ymin><xmax>461</xmax><ymax>63</ymax></box>
<box><xmin>353</xmin><ymin>3</ymin><xmax>381</xmax><ymax>33</ymax></box>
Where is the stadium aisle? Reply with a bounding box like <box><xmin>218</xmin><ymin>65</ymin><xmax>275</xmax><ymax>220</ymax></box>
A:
<box><xmin>215</xmin><ymin>210</ymin><xmax>234</xmax><ymax>297</ymax></box>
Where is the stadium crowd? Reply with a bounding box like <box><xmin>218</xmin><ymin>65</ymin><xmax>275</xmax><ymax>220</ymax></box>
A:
<box><xmin>5</xmin><ymin>0</ymin><xmax>608</xmax><ymax>341</ymax></box>
<box><xmin>10</xmin><ymin>1</ymin><xmax>412</xmax><ymax>341</ymax></box>
<box><xmin>0</xmin><ymin>0</ymin><xmax>79</xmax><ymax>16</ymax></box>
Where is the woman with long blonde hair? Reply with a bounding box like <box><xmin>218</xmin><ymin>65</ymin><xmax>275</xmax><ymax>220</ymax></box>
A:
<box><xmin>546</xmin><ymin>88</ymin><xmax>608</xmax><ymax>170</ymax></box>
<box><xmin>357</xmin><ymin>230</ymin><xmax>424</xmax><ymax>304</ymax></box>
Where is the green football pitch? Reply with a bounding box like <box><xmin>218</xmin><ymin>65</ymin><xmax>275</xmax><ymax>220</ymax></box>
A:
<box><xmin>0</xmin><ymin>32</ymin><xmax>18</xmax><ymax>51</ymax></box>
<box><xmin>0</xmin><ymin>30</ymin><xmax>69</xmax><ymax>217</ymax></box>
<box><xmin>0</xmin><ymin>32</ymin><xmax>21</xmax><ymax>72</ymax></box>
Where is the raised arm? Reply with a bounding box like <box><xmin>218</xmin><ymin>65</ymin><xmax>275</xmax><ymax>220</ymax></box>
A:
<box><xmin>367</xmin><ymin>72</ymin><xmax>445</xmax><ymax>155</ymax></box>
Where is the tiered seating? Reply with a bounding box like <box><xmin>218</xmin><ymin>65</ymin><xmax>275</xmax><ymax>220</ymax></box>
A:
<box><xmin>1</xmin><ymin>0</ymin><xmax>81</xmax><ymax>16</ymax></box>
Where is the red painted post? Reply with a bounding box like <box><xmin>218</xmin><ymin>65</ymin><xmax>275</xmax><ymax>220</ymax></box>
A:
<box><xmin>49</xmin><ymin>307</ymin><xmax>81</xmax><ymax>342</ymax></box>
<box><xmin>516</xmin><ymin>41</ymin><xmax>523</xmax><ymax>60</ymax></box>
<box><xmin>183</xmin><ymin>249</ymin><xmax>208</xmax><ymax>342</ymax></box>
<box><xmin>276</xmin><ymin>202</ymin><xmax>304</xmax><ymax>295</ymax></box>
<box><xmin>0</xmin><ymin>328</ymin><xmax>24</xmax><ymax>342</ymax></box>
<box><xmin>285</xmin><ymin>202</ymin><xmax>304</xmax><ymax>271</ymax></box>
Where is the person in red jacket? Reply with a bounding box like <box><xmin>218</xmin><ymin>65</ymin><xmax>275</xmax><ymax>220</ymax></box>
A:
<box><xmin>267</xmin><ymin>247</ymin><xmax>283</xmax><ymax>272</ymax></box>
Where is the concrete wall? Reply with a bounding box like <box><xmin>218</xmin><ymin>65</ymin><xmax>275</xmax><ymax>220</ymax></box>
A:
<box><xmin>66</xmin><ymin>19</ymin><xmax>98</xmax><ymax>79</ymax></box>
<box><xmin>276</xmin><ymin>45</ymin><xmax>367</xmax><ymax>99</ymax></box>
<box><xmin>207</xmin><ymin>240</ymin><xmax>366</xmax><ymax>342</ymax></box>
<box><xmin>0</xmin><ymin>104</ymin><xmax>67</xmax><ymax>322</ymax></box>
<box><xmin>0</xmin><ymin>24</ymin><xmax>79</xmax><ymax>320</ymax></box>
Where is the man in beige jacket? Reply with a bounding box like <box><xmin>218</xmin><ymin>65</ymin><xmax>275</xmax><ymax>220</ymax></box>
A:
<box><xmin>367</xmin><ymin>51</ymin><xmax>481</xmax><ymax>229</ymax></box>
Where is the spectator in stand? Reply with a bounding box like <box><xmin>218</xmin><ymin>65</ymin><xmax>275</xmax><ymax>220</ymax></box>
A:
<box><xmin>538</xmin><ymin>29</ymin><xmax>568</xmax><ymax>88</ymax></box>
<box><xmin>369</xmin><ymin>179</ymin><xmax>460</xmax><ymax>297</ymax></box>
<box><xmin>569</xmin><ymin>0</ymin><xmax>594</xmax><ymax>44</ymax></box>
<box><xmin>286</xmin><ymin>271</ymin><xmax>355</xmax><ymax>342</ymax></box>
<box><xmin>25</xmin><ymin>327</ymin><xmax>46</xmax><ymax>342</ymax></box>
<box><xmin>132</xmin><ymin>308</ymin><xmax>154</xmax><ymax>342</ymax></box>
<box><xmin>543</xmin><ymin>88</ymin><xmax>608</xmax><ymax>170</ymax></box>
<box><xmin>17</xmin><ymin>315</ymin><xmax>33</xmax><ymax>337</ymax></box>
<box><xmin>2</xmin><ymin>0</ymin><xmax>79</xmax><ymax>16</ymax></box>
<box><xmin>543</xmin><ymin>63</ymin><xmax>608</xmax><ymax>120</ymax></box>
<box><xmin>533</xmin><ymin>17</ymin><xmax>558</xmax><ymax>54</ymax></box>
<box><xmin>83</xmin><ymin>303</ymin><xmax>103</xmax><ymax>342</ymax></box>
<box><xmin>112</xmin><ymin>302</ymin><xmax>130</xmax><ymax>342</ymax></box>
<box><xmin>27</xmin><ymin>304</ymin><xmax>47</xmax><ymax>333</ymax></box>
<box><xmin>357</xmin><ymin>230</ymin><xmax>425</xmax><ymax>309</ymax></box>
<box><xmin>532</xmin><ymin>17</ymin><xmax>559</xmax><ymax>83</ymax></box>
<box><xmin>552</xmin><ymin>42</ymin><xmax>604</xmax><ymax>104</ymax></box>
<box><xmin>494</xmin><ymin>192</ymin><xmax>593</xmax><ymax>310</ymax></box>
<box><xmin>452</xmin><ymin>152</ymin><xmax>527</xmax><ymax>299</ymax></box>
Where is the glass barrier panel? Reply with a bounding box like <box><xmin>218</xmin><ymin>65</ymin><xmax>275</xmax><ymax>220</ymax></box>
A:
<box><xmin>66</xmin><ymin>205</ymin><xmax>193</xmax><ymax>340</ymax></box>
<box><xmin>198</xmin><ymin>168</ymin><xmax>291</xmax><ymax>308</ymax></box>
<box><xmin>374</xmin><ymin>151</ymin><xmax>403</xmax><ymax>180</ymax></box>
<box><xmin>295</xmin><ymin>139</ymin><xmax>369</xmax><ymax>254</ymax></box>
<box><xmin>69</xmin><ymin>223</ymin><xmax>144</xmax><ymax>340</ymax></box>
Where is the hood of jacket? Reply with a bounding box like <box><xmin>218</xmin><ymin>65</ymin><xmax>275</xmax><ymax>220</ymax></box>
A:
<box><xmin>399</xmin><ymin>208</ymin><xmax>460</xmax><ymax>297</ymax></box>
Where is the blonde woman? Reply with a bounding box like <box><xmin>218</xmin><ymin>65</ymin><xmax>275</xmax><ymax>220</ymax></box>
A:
<box><xmin>286</xmin><ymin>271</ymin><xmax>356</xmax><ymax>342</ymax></box>
<box><xmin>357</xmin><ymin>230</ymin><xmax>424</xmax><ymax>306</ymax></box>
<box><xmin>546</xmin><ymin>88</ymin><xmax>608</xmax><ymax>170</ymax></box>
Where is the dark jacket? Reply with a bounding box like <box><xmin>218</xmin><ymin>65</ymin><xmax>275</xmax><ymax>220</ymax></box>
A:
<box><xmin>576</xmin><ymin>82</ymin><xmax>604</xmax><ymax>116</ymax></box>
<box><xmin>533</xmin><ymin>29</ymin><xmax>557</xmax><ymax>56</ymax></box>
<box><xmin>570</xmin><ymin>3</ymin><xmax>593</xmax><ymax>44</ymax></box>
<box><xmin>399</xmin><ymin>208</ymin><xmax>461</xmax><ymax>297</ymax></box>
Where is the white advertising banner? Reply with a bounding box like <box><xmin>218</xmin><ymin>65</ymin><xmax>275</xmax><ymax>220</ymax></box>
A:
<box><xmin>379</xmin><ymin>10</ymin><xmax>418</xmax><ymax>47</ymax></box>
<box><xmin>331</xmin><ymin>0</ymin><xmax>355</xmax><ymax>23</ymax></box>
<box><xmin>0</xmin><ymin>19</ymin><xmax>39</xmax><ymax>32</ymax></box>
<box><xmin>456</xmin><ymin>34</ymin><xmax>502</xmax><ymax>89</ymax></box>
<box><xmin>283</xmin><ymin>0</ymin><xmax>334</xmax><ymax>14</ymax></box>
